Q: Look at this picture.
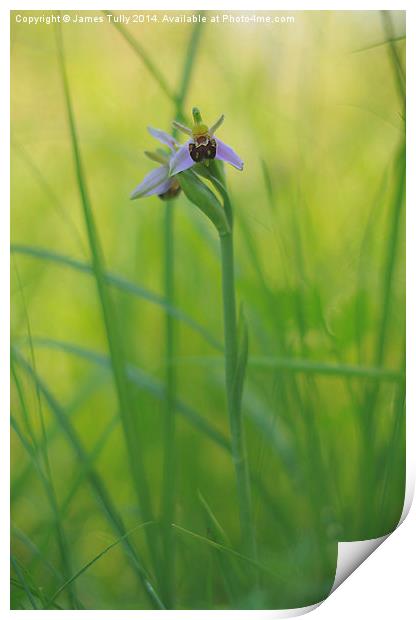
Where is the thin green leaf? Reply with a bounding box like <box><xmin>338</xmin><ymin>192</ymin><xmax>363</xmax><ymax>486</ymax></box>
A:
<box><xmin>198</xmin><ymin>492</ymin><xmax>241</xmax><ymax>604</ymax></box>
<box><xmin>103</xmin><ymin>10</ymin><xmax>176</xmax><ymax>102</ymax></box>
<box><xmin>55</xmin><ymin>21</ymin><xmax>161</xmax><ymax>582</ymax></box>
<box><xmin>12</xmin><ymin>348</ymin><xmax>165</xmax><ymax>610</ymax></box>
<box><xmin>12</xmin><ymin>526</ymin><xmax>63</xmax><ymax>582</ymax></box>
<box><xmin>172</xmin><ymin>524</ymin><xmax>287</xmax><ymax>583</ymax></box>
<box><xmin>11</xmin><ymin>555</ymin><xmax>39</xmax><ymax>610</ymax></box>
<box><xmin>172</xmin><ymin>353</ymin><xmax>404</xmax><ymax>382</ymax></box>
<box><xmin>22</xmin><ymin>337</ymin><xmax>230</xmax><ymax>451</ymax></box>
<box><xmin>46</xmin><ymin>521</ymin><xmax>153</xmax><ymax>607</ymax></box>
<box><xmin>352</xmin><ymin>34</ymin><xmax>405</xmax><ymax>54</ymax></box>
<box><xmin>11</xmin><ymin>244</ymin><xmax>222</xmax><ymax>351</ymax></box>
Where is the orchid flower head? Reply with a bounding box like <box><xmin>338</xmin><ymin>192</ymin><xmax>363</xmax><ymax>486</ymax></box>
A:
<box><xmin>130</xmin><ymin>126</ymin><xmax>181</xmax><ymax>200</ymax></box>
<box><xmin>169</xmin><ymin>108</ymin><xmax>244</xmax><ymax>176</ymax></box>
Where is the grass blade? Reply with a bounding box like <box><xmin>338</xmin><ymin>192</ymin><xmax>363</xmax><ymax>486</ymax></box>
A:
<box><xmin>12</xmin><ymin>526</ymin><xmax>63</xmax><ymax>582</ymax></box>
<box><xmin>103</xmin><ymin>10</ymin><xmax>176</xmax><ymax>102</ymax></box>
<box><xmin>46</xmin><ymin>521</ymin><xmax>153</xmax><ymax>608</ymax></box>
<box><xmin>12</xmin><ymin>348</ymin><xmax>165</xmax><ymax>609</ymax></box>
<box><xmin>11</xmin><ymin>244</ymin><xmax>222</xmax><ymax>351</ymax></box>
<box><xmin>198</xmin><ymin>492</ymin><xmax>241</xmax><ymax>605</ymax></box>
<box><xmin>19</xmin><ymin>338</ymin><xmax>303</xmax><ymax>482</ymax></box>
<box><xmin>11</xmin><ymin>264</ymin><xmax>80</xmax><ymax>608</ymax></box>
<box><xmin>172</xmin><ymin>353</ymin><xmax>404</xmax><ymax>382</ymax></box>
<box><xmin>11</xmin><ymin>555</ymin><xmax>39</xmax><ymax>610</ymax></box>
<box><xmin>380</xmin><ymin>11</ymin><xmax>406</xmax><ymax>108</ymax></box>
<box><xmin>249</xmin><ymin>356</ymin><xmax>404</xmax><ymax>382</ymax></box>
<box><xmin>19</xmin><ymin>337</ymin><xmax>230</xmax><ymax>451</ymax></box>
<box><xmin>352</xmin><ymin>34</ymin><xmax>405</xmax><ymax>54</ymax></box>
<box><xmin>172</xmin><ymin>524</ymin><xmax>285</xmax><ymax>583</ymax></box>
<box><xmin>55</xmin><ymin>22</ymin><xmax>161</xmax><ymax>581</ymax></box>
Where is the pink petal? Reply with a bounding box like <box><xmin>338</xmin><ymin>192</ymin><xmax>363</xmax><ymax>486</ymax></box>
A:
<box><xmin>215</xmin><ymin>139</ymin><xmax>244</xmax><ymax>170</ymax></box>
<box><xmin>130</xmin><ymin>165</ymin><xmax>170</xmax><ymax>199</ymax></box>
<box><xmin>147</xmin><ymin>127</ymin><xmax>176</xmax><ymax>151</ymax></box>
<box><xmin>143</xmin><ymin>179</ymin><xmax>172</xmax><ymax>197</ymax></box>
<box><xmin>169</xmin><ymin>142</ymin><xmax>194</xmax><ymax>175</ymax></box>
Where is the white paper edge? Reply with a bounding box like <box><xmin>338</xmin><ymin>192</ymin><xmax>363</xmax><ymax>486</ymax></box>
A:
<box><xmin>268</xmin><ymin>418</ymin><xmax>415</xmax><ymax>618</ymax></box>
<box><xmin>328</xmin><ymin>420</ymin><xmax>414</xmax><ymax>598</ymax></box>
<box><xmin>3</xmin><ymin>5</ymin><xmax>412</xmax><ymax>620</ymax></box>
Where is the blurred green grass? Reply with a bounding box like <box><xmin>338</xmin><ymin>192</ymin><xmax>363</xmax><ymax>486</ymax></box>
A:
<box><xmin>11</xmin><ymin>10</ymin><xmax>405</xmax><ymax>610</ymax></box>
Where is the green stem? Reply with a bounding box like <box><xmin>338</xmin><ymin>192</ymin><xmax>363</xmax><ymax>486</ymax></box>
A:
<box><xmin>380</xmin><ymin>11</ymin><xmax>406</xmax><ymax>111</ymax></box>
<box><xmin>219</xmin><ymin>230</ymin><xmax>256</xmax><ymax>560</ymax></box>
<box><xmin>361</xmin><ymin>142</ymin><xmax>405</xmax><ymax>534</ymax></box>
<box><xmin>160</xmin><ymin>203</ymin><xmax>176</xmax><ymax>607</ymax></box>
<box><xmin>160</xmin><ymin>18</ymin><xmax>204</xmax><ymax>607</ymax></box>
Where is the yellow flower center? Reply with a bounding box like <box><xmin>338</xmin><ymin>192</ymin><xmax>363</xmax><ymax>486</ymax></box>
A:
<box><xmin>192</xmin><ymin>123</ymin><xmax>209</xmax><ymax>138</ymax></box>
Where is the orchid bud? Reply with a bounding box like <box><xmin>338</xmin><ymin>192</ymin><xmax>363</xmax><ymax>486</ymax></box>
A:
<box><xmin>178</xmin><ymin>170</ymin><xmax>230</xmax><ymax>236</ymax></box>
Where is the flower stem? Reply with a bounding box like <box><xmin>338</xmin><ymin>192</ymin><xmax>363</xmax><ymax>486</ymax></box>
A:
<box><xmin>160</xmin><ymin>19</ymin><xmax>205</xmax><ymax>607</ymax></box>
<box><xmin>160</xmin><ymin>202</ymin><xmax>176</xmax><ymax>608</ymax></box>
<box><xmin>219</xmin><ymin>229</ymin><xmax>256</xmax><ymax>561</ymax></box>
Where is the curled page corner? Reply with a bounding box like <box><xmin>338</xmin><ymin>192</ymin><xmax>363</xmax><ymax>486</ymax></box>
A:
<box><xmin>271</xmin><ymin>475</ymin><xmax>414</xmax><ymax>618</ymax></box>
<box><xmin>268</xmin><ymin>602</ymin><xmax>321</xmax><ymax>618</ymax></box>
<box><xmin>330</xmin><ymin>470</ymin><xmax>415</xmax><ymax>595</ymax></box>
<box><xmin>330</xmin><ymin>535</ymin><xmax>389</xmax><ymax>594</ymax></box>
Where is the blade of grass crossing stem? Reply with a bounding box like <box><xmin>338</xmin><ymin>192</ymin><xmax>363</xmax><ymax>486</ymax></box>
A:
<box><xmin>12</xmin><ymin>349</ymin><xmax>165</xmax><ymax>609</ymax></box>
<box><xmin>27</xmin><ymin>336</ymin><xmax>403</xmax><ymax>477</ymax></box>
<box><xmin>18</xmin><ymin>337</ymin><xmax>306</xmax><ymax>526</ymax></box>
<box><xmin>19</xmin><ymin>338</ymin><xmax>302</xmax><ymax>485</ymax></box>
<box><xmin>18</xmin><ymin>336</ymin><xmax>319</xmax><ymax>526</ymax></box>
<box><xmin>161</xmin><ymin>18</ymin><xmax>204</xmax><ymax>607</ymax></box>
<box><xmin>54</xmin><ymin>23</ymin><xmax>161</xmax><ymax>584</ymax></box>
<box><xmin>14</xmin><ymin>341</ymin><xmax>301</xmax><ymax>554</ymax></box>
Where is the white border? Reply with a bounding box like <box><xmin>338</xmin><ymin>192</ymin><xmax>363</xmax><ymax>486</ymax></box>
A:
<box><xmin>3</xmin><ymin>2</ymin><xmax>414</xmax><ymax>618</ymax></box>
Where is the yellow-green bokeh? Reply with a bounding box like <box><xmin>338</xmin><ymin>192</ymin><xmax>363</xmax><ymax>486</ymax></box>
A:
<box><xmin>11</xmin><ymin>10</ymin><xmax>405</xmax><ymax>610</ymax></box>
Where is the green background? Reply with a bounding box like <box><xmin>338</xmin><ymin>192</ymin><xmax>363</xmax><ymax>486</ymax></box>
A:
<box><xmin>11</xmin><ymin>10</ymin><xmax>405</xmax><ymax>610</ymax></box>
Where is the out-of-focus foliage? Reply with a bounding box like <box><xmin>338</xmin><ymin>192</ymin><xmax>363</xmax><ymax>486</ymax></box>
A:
<box><xmin>11</xmin><ymin>10</ymin><xmax>405</xmax><ymax>610</ymax></box>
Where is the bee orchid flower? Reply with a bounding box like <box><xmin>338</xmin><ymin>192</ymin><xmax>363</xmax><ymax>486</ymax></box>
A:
<box><xmin>169</xmin><ymin>108</ymin><xmax>244</xmax><ymax>176</ymax></box>
<box><xmin>130</xmin><ymin>127</ymin><xmax>181</xmax><ymax>200</ymax></box>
